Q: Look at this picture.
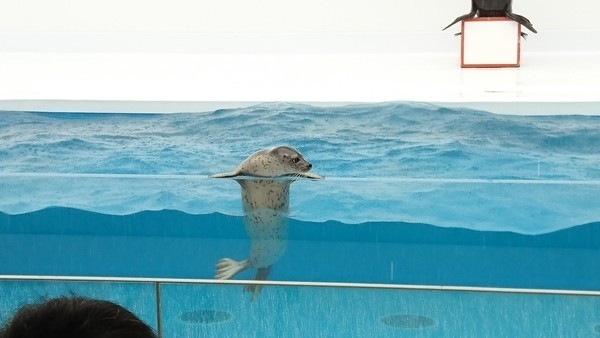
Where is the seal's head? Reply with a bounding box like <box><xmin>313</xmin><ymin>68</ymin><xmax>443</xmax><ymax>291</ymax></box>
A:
<box><xmin>210</xmin><ymin>146</ymin><xmax>323</xmax><ymax>179</ymax></box>
<box><xmin>261</xmin><ymin>146</ymin><xmax>313</xmax><ymax>176</ymax></box>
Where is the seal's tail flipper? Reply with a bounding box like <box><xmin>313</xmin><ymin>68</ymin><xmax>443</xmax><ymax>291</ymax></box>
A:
<box><xmin>243</xmin><ymin>266</ymin><xmax>272</xmax><ymax>302</ymax></box>
<box><xmin>215</xmin><ymin>258</ymin><xmax>249</xmax><ymax>280</ymax></box>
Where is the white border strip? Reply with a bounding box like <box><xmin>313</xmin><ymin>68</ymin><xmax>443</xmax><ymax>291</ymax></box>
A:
<box><xmin>1</xmin><ymin>100</ymin><xmax>600</xmax><ymax>116</ymax></box>
<box><xmin>1</xmin><ymin>275</ymin><xmax>599</xmax><ymax>297</ymax></box>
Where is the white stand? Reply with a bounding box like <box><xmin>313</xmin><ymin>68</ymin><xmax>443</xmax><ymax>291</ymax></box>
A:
<box><xmin>461</xmin><ymin>17</ymin><xmax>521</xmax><ymax>68</ymax></box>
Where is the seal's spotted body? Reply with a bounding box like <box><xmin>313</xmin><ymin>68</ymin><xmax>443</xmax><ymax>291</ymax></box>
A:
<box><xmin>210</xmin><ymin>146</ymin><xmax>322</xmax><ymax>300</ymax></box>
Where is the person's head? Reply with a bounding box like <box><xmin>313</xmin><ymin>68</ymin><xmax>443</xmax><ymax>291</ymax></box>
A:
<box><xmin>0</xmin><ymin>296</ymin><xmax>157</xmax><ymax>338</ymax></box>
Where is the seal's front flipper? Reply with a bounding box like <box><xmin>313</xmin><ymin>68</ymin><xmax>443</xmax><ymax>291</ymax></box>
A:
<box><xmin>215</xmin><ymin>258</ymin><xmax>249</xmax><ymax>279</ymax></box>
<box><xmin>243</xmin><ymin>266</ymin><xmax>272</xmax><ymax>302</ymax></box>
<box><xmin>209</xmin><ymin>172</ymin><xmax>239</xmax><ymax>179</ymax></box>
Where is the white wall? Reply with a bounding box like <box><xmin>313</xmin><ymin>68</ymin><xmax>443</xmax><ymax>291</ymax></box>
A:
<box><xmin>0</xmin><ymin>0</ymin><xmax>598</xmax><ymax>33</ymax></box>
<box><xmin>1</xmin><ymin>0</ymin><xmax>599</xmax><ymax>109</ymax></box>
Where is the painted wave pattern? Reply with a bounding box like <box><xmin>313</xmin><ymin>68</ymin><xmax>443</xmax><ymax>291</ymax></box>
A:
<box><xmin>0</xmin><ymin>102</ymin><xmax>599</xmax><ymax>233</ymax></box>
<box><xmin>1</xmin><ymin>102</ymin><xmax>599</xmax><ymax>178</ymax></box>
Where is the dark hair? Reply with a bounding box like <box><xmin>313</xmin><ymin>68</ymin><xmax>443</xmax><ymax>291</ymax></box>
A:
<box><xmin>0</xmin><ymin>296</ymin><xmax>157</xmax><ymax>338</ymax></box>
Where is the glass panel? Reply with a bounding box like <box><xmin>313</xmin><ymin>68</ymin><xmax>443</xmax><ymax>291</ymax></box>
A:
<box><xmin>159</xmin><ymin>282</ymin><xmax>600</xmax><ymax>337</ymax></box>
<box><xmin>1</xmin><ymin>104</ymin><xmax>599</xmax><ymax>336</ymax></box>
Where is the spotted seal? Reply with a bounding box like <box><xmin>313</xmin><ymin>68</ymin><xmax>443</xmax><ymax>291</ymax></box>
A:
<box><xmin>210</xmin><ymin>146</ymin><xmax>322</xmax><ymax>300</ymax></box>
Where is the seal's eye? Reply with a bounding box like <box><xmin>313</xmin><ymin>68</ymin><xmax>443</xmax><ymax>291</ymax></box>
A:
<box><xmin>292</xmin><ymin>157</ymin><xmax>300</xmax><ymax>163</ymax></box>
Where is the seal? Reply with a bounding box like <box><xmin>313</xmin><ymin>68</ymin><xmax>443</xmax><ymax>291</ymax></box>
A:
<box><xmin>210</xmin><ymin>146</ymin><xmax>322</xmax><ymax>300</ymax></box>
<box><xmin>443</xmin><ymin>0</ymin><xmax>537</xmax><ymax>37</ymax></box>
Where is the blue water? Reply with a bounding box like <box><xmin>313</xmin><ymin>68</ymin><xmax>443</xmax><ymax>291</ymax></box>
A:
<box><xmin>1</xmin><ymin>208</ymin><xmax>599</xmax><ymax>291</ymax></box>
<box><xmin>0</xmin><ymin>102</ymin><xmax>599</xmax><ymax>291</ymax></box>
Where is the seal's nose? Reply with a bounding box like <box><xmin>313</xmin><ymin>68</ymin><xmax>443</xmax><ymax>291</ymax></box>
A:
<box><xmin>307</xmin><ymin>163</ymin><xmax>312</xmax><ymax>169</ymax></box>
